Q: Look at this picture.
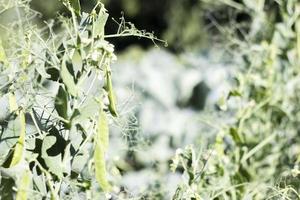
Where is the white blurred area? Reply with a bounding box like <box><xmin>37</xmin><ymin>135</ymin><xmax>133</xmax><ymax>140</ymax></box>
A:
<box><xmin>108</xmin><ymin>47</ymin><xmax>233</xmax><ymax>196</ymax></box>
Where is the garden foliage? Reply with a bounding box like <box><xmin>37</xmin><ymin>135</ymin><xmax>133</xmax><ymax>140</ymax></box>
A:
<box><xmin>0</xmin><ymin>0</ymin><xmax>300</xmax><ymax>199</ymax></box>
<box><xmin>0</xmin><ymin>0</ymin><xmax>124</xmax><ymax>199</ymax></box>
<box><xmin>171</xmin><ymin>0</ymin><xmax>300</xmax><ymax>199</ymax></box>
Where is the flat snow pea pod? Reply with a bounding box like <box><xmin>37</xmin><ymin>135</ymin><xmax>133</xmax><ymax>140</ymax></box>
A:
<box><xmin>94</xmin><ymin>104</ymin><xmax>111</xmax><ymax>192</ymax></box>
<box><xmin>98</xmin><ymin>102</ymin><xmax>109</xmax><ymax>151</ymax></box>
<box><xmin>8</xmin><ymin>92</ymin><xmax>18</xmax><ymax>112</ymax></box>
<box><xmin>104</xmin><ymin>65</ymin><xmax>118</xmax><ymax>117</ymax></box>
<box><xmin>297</xmin><ymin>19</ymin><xmax>300</xmax><ymax>60</ymax></box>
<box><xmin>9</xmin><ymin>110</ymin><xmax>26</xmax><ymax>167</ymax></box>
<box><xmin>8</xmin><ymin>93</ymin><xmax>26</xmax><ymax>167</ymax></box>
<box><xmin>16</xmin><ymin>169</ymin><xmax>31</xmax><ymax>200</ymax></box>
<box><xmin>0</xmin><ymin>38</ymin><xmax>8</xmax><ymax>67</ymax></box>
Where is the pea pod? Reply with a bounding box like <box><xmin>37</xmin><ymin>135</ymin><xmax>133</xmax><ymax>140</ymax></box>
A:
<box><xmin>0</xmin><ymin>39</ymin><xmax>8</xmax><ymax>67</ymax></box>
<box><xmin>104</xmin><ymin>65</ymin><xmax>118</xmax><ymax>117</ymax></box>
<box><xmin>16</xmin><ymin>169</ymin><xmax>31</xmax><ymax>200</ymax></box>
<box><xmin>8</xmin><ymin>93</ymin><xmax>26</xmax><ymax>167</ymax></box>
<box><xmin>94</xmin><ymin>103</ymin><xmax>111</xmax><ymax>191</ymax></box>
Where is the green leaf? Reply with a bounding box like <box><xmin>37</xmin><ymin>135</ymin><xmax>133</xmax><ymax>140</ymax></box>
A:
<box><xmin>72</xmin><ymin>50</ymin><xmax>82</xmax><ymax>76</ymax></box>
<box><xmin>35</xmin><ymin>64</ymin><xmax>50</xmax><ymax>79</ymax></box>
<box><xmin>70</xmin><ymin>0</ymin><xmax>81</xmax><ymax>15</ymax></box>
<box><xmin>228</xmin><ymin>90</ymin><xmax>241</xmax><ymax>98</ymax></box>
<box><xmin>16</xmin><ymin>169</ymin><xmax>31</xmax><ymax>200</ymax></box>
<box><xmin>32</xmin><ymin>166</ymin><xmax>47</xmax><ymax>195</ymax></box>
<box><xmin>0</xmin><ymin>177</ymin><xmax>14</xmax><ymax>200</ymax></box>
<box><xmin>94</xmin><ymin>105</ymin><xmax>111</xmax><ymax>191</ymax></box>
<box><xmin>71</xmin><ymin>98</ymin><xmax>99</xmax><ymax>129</ymax></box>
<box><xmin>41</xmin><ymin>135</ymin><xmax>64</xmax><ymax>178</ymax></box>
<box><xmin>61</xmin><ymin>56</ymin><xmax>78</xmax><ymax>97</ymax></box>
<box><xmin>229</xmin><ymin>127</ymin><xmax>243</xmax><ymax>144</ymax></box>
<box><xmin>55</xmin><ymin>86</ymin><xmax>68</xmax><ymax>120</ymax></box>
<box><xmin>93</xmin><ymin>6</ymin><xmax>108</xmax><ymax>39</ymax></box>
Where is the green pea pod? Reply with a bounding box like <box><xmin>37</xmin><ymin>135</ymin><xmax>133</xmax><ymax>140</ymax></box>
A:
<box><xmin>0</xmin><ymin>39</ymin><xmax>8</xmax><ymax>67</ymax></box>
<box><xmin>8</xmin><ymin>92</ymin><xmax>18</xmax><ymax>112</ymax></box>
<box><xmin>94</xmin><ymin>104</ymin><xmax>111</xmax><ymax>192</ymax></box>
<box><xmin>98</xmin><ymin>103</ymin><xmax>109</xmax><ymax>151</ymax></box>
<box><xmin>8</xmin><ymin>93</ymin><xmax>26</xmax><ymax>167</ymax></box>
<box><xmin>297</xmin><ymin>19</ymin><xmax>300</xmax><ymax>60</ymax></box>
<box><xmin>105</xmin><ymin>66</ymin><xmax>118</xmax><ymax>117</ymax></box>
<box><xmin>16</xmin><ymin>169</ymin><xmax>31</xmax><ymax>200</ymax></box>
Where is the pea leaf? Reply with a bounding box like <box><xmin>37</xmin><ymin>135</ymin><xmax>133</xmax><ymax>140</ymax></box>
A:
<box><xmin>0</xmin><ymin>177</ymin><xmax>14</xmax><ymax>199</ymax></box>
<box><xmin>41</xmin><ymin>135</ymin><xmax>64</xmax><ymax>178</ymax></box>
<box><xmin>55</xmin><ymin>86</ymin><xmax>68</xmax><ymax>120</ymax></box>
<box><xmin>35</xmin><ymin>64</ymin><xmax>50</xmax><ymax>79</ymax></box>
<box><xmin>71</xmin><ymin>50</ymin><xmax>82</xmax><ymax>76</ymax></box>
<box><xmin>93</xmin><ymin>6</ymin><xmax>108</xmax><ymax>39</ymax></box>
<box><xmin>32</xmin><ymin>165</ymin><xmax>47</xmax><ymax>195</ymax></box>
<box><xmin>61</xmin><ymin>56</ymin><xmax>78</xmax><ymax>97</ymax></box>
<box><xmin>70</xmin><ymin>0</ymin><xmax>81</xmax><ymax>16</ymax></box>
<box><xmin>71</xmin><ymin>98</ymin><xmax>99</xmax><ymax>131</ymax></box>
<box><xmin>229</xmin><ymin>127</ymin><xmax>243</xmax><ymax>144</ymax></box>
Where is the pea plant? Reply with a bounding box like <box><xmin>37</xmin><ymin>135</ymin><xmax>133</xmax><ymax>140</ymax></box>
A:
<box><xmin>0</xmin><ymin>0</ymin><xmax>164</xmax><ymax>199</ymax></box>
<box><xmin>171</xmin><ymin>0</ymin><xmax>300</xmax><ymax>199</ymax></box>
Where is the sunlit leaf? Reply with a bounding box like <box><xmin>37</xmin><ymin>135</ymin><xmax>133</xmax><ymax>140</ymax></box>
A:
<box><xmin>93</xmin><ymin>6</ymin><xmax>108</xmax><ymax>39</ymax></box>
<box><xmin>32</xmin><ymin>165</ymin><xmax>47</xmax><ymax>195</ymax></box>
<box><xmin>35</xmin><ymin>64</ymin><xmax>50</xmax><ymax>79</ymax></box>
<box><xmin>41</xmin><ymin>135</ymin><xmax>64</xmax><ymax>178</ymax></box>
<box><xmin>71</xmin><ymin>98</ymin><xmax>99</xmax><ymax>130</ymax></box>
<box><xmin>72</xmin><ymin>50</ymin><xmax>82</xmax><ymax>76</ymax></box>
<box><xmin>61</xmin><ymin>56</ymin><xmax>78</xmax><ymax>97</ymax></box>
